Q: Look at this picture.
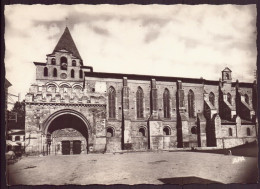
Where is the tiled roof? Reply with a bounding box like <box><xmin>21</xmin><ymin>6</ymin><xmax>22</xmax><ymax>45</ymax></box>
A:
<box><xmin>52</xmin><ymin>27</ymin><xmax>82</xmax><ymax>61</ymax></box>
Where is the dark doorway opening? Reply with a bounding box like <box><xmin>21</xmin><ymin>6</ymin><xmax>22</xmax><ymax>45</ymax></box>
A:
<box><xmin>62</xmin><ymin>141</ymin><xmax>70</xmax><ymax>155</ymax></box>
<box><xmin>73</xmin><ymin>140</ymin><xmax>82</xmax><ymax>154</ymax></box>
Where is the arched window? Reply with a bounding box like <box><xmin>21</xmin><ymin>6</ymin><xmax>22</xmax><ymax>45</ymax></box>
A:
<box><xmin>15</xmin><ymin>136</ymin><xmax>20</xmax><ymax>141</ymax></box>
<box><xmin>227</xmin><ymin>93</ymin><xmax>232</xmax><ymax>105</ymax></box>
<box><xmin>71</xmin><ymin>69</ymin><xmax>75</xmax><ymax>78</ymax></box>
<box><xmin>73</xmin><ymin>86</ymin><xmax>82</xmax><ymax>93</ymax></box>
<box><xmin>226</xmin><ymin>73</ymin><xmax>229</xmax><ymax>80</ymax></box>
<box><xmin>245</xmin><ymin>94</ymin><xmax>249</xmax><ymax>104</ymax></box>
<box><xmin>188</xmin><ymin>90</ymin><xmax>195</xmax><ymax>118</ymax></box>
<box><xmin>163</xmin><ymin>88</ymin><xmax>170</xmax><ymax>118</ymax></box>
<box><xmin>229</xmin><ymin>128</ymin><xmax>232</xmax><ymax>136</ymax></box>
<box><xmin>60</xmin><ymin>84</ymin><xmax>70</xmax><ymax>93</ymax></box>
<box><xmin>51</xmin><ymin>58</ymin><xmax>56</xmax><ymax>65</ymax></box>
<box><xmin>72</xmin><ymin>60</ymin><xmax>76</xmax><ymax>66</ymax></box>
<box><xmin>163</xmin><ymin>127</ymin><xmax>171</xmax><ymax>135</ymax></box>
<box><xmin>136</xmin><ymin>87</ymin><xmax>144</xmax><ymax>118</ymax></box>
<box><xmin>139</xmin><ymin>127</ymin><xmax>146</xmax><ymax>137</ymax></box>
<box><xmin>191</xmin><ymin>126</ymin><xmax>197</xmax><ymax>134</ymax></box>
<box><xmin>60</xmin><ymin>56</ymin><xmax>67</xmax><ymax>64</ymax></box>
<box><xmin>106</xmin><ymin>127</ymin><xmax>114</xmax><ymax>137</ymax></box>
<box><xmin>79</xmin><ymin>70</ymin><xmax>83</xmax><ymax>78</ymax></box>
<box><xmin>47</xmin><ymin>85</ymin><xmax>56</xmax><ymax>93</ymax></box>
<box><xmin>53</xmin><ymin>68</ymin><xmax>57</xmax><ymax>77</ymax></box>
<box><xmin>209</xmin><ymin>92</ymin><xmax>215</xmax><ymax>106</ymax></box>
<box><xmin>44</xmin><ymin>67</ymin><xmax>48</xmax><ymax>77</ymax></box>
<box><xmin>108</xmin><ymin>87</ymin><xmax>116</xmax><ymax>118</ymax></box>
<box><xmin>60</xmin><ymin>57</ymin><xmax>68</xmax><ymax>70</ymax></box>
<box><xmin>247</xmin><ymin>128</ymin><xmax>251</xmax><ymax>136</ymax></box>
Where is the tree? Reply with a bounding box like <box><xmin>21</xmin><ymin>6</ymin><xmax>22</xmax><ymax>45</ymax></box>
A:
<box><xmin>7</xmin><ymin>101</ymin><xmax>25</xmax><ymax>130</ymax></box>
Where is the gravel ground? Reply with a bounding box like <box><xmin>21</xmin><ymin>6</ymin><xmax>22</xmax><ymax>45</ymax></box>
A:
<box><xmin>6</xmin><ymin>151</ymin><xmax>258</xmax><ymax>185</ymax></box>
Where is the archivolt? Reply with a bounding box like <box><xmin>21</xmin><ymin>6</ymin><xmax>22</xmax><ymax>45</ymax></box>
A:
<box><xmin>41</xmin><ymin>109</ymin><xmax>92</xmax><ymax>136</ymax></box>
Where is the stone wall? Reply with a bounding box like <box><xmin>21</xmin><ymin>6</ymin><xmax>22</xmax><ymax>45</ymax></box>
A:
<box><xmin>24</xmin><ymin>64</ymin><xmax>257</xmax><ymax>154</ymax></box>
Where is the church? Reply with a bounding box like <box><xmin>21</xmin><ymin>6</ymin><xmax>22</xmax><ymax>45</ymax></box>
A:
<box><xmin>24</xmin><ymin>27</ymin><xmax>257</xmax><ymax>155</ymax></box>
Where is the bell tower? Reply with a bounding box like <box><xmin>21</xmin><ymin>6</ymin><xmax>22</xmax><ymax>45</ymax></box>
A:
<box><xmin>34</xmin><ymin>26</ymin><xmax>89</xmax><ymax>82</ymax></box>
<box><xmin>221</xmin><ymin>67</ymin><xmax>232</xmax><ymax>83</ymax></box>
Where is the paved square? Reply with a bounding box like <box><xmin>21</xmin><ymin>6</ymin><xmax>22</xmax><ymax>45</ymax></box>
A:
<box><xmin>7</xmin><ymin>151</ymin><xmax>258</xmax><ymax>185</ymax></box>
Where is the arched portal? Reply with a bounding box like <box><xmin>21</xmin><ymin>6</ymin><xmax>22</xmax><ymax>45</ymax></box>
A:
<box><xmin>42</xmin><ymin>109</ymin><xmax>91</xmax><ymax>155</ymax></box>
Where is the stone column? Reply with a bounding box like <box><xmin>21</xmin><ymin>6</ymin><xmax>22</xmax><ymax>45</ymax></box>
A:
<box><xmin>149</xmin><ymin>79</ymin><xmax>164</xmax><ymax>150</ymax></box>
<box><xmin>213</xmin><ymin>114</ymin><xmax>222</xmax><ymax>148</ymax></box>
<box><xmin>151</xmin><ymin>79</ymin><xmax>158</xmax><ymax>119</ymax></box>
<box><xmin>176</xmin><ymin>80</ymin><xmax>188</xmax><ymax>148</ymax></box>
<box><xmin>197</xmin><ymin>113</ymin><xmax>207</xmax><ymax>147</ymax></box>
<box><xmin>122</xmin><ymin>77</ymin><xmax>132</xmax><ymax>150</ymax></box>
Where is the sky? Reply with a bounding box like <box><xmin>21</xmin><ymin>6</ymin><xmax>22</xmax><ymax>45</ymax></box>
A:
<box><xmin>4</xmin><ymin>4</ymin><xmax>257</xmax><ymax>103</ymax></box>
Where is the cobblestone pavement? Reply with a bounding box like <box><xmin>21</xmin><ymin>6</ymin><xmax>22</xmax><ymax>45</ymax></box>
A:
<box><xmin>7</xmin><ymin>151</ymin><xmax>258</xmax><ymax>185</ymax></box>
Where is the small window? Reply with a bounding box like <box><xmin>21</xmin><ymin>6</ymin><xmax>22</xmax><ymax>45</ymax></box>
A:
<box><xmin>191</xmin><ymin>126</ymin><xmax>197</xmax><ymax>134</ymax></box>
<box><xmin>247</xmin><ymin>128</ymin><xmax>251</xmax><ymax>136</ymax></box>
<box><xmin>79</xmin><ymin>70</ymin><xmax>83</xmax><ymax>78</ymax></box>
<box><xmin>139</xmin><ymin>127</ymin><xmax>146</xmax><ymax>137</ymax></box>
<box><xmin>72</xmin><ymin>60</ymin><xmax>76</xmax><ymax>66</ymax></box>
<box><xmin>53</xmin><ymin>68</ymin><xmax>57</xmax><ymax>77</ymax></box>
<box><xmin>226</xmin><ymin>73</ymin><xmax>229</xmax><ymax>80</ymax></box>
<box><xmin>73</xmin><ymin>86</ymin><xmax>82</xmax><ymax>93</ymax></box>
<box><xmin>227</xmin><ymin>93</ymin><xmax>232</xmax><ymax>105</ymax></box>
<box><xmin>163</xmin><ymin>127</ymin><xmax>171</xmax><ymax>135</ymax></box>
<box><xmin>47</xmin><ymin>85</ymin><xmax>56</xmax><ymax>93</ymax></box>
<box><xmin>71</xmin><ymin>69</ymin><xmax>75</xmax><ymax>78</ymax></box>
<box><xmin>51</xmin><ymin>58</ymin><xmax>56</xmax><ymax>65</ymax></box>
<box><xmin>60</xmin><ymin>57</ymin><xmax>68</xmax><ymax>70</ymax></box>
<box><xmin>106</xmin><ymin>127</ymin><xmax>114</xmax><ymax>137</ymax></box>
<box><xmin>245</xmin><ymin>94</ymin><xmax>249</xmax><ymax>104</ymax></box>
<box><xmin>60</xmin><ymin>56</ymin><xmax>67</xmax><ymax>64</ymax></box>
<box><xmin>60</xmin><ymin>85</ymin><xmax>69</xmax><ymax>93</ymax></box>
<box><xmin>44</xmin><ymin>67</ymin><xmax>48</xmax><ymax>77</ymax></box>
<box><xmin>15</xmin><ymin>136</ymin><xmax>20</xmax><ymax>141</ymax></box>
<box><xmin>229</xmin><ymin>128</ymin><xmax>232</xmax><ymax>136</ymax></box>
<box><xmin>209</xmin><ymin>92</ymin><xmax>215</xmax><ymax>106</ymax></box>
<box><xmin>38</xmin><ymin>86</ymin><xmax>42</xmax><ymax>92</ymax></box>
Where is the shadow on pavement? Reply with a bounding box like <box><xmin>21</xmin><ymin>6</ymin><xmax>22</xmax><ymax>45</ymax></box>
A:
<box><xmin>185</xmin><ymin>141</ymin><xmax>258</xmax><ymax>157</ymax></box>
<box><xmin>158</xmin><ymin>176</ymin><xmax>222</xmax><ymax>185</ymax></box>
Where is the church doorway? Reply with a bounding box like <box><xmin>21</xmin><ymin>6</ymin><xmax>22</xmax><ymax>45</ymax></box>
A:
<box><xmin>73</xmin><ymin>140</ymin><xmax>82</xmax><ymax>154</ymax></box>
<box><xmin>42</xmin><ymin>109</ymin><xmax>90</xmax><ymax>155</ymax></box>
<box><xmin>61</xmin><ymin>140</ymin><xmax>82</xmax><ymax>155</ymax></box>
<box><xmin>61</xmin><ymin>141</ymin><xmax>70</xmax><ymax>155</ymax></box>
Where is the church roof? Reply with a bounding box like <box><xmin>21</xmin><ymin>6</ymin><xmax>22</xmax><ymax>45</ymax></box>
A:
<box><xmin>52</xmin><ymin>27</ymin><xmax>82</xmax><ymax>61</ymax></box>
<box><xmin>222</xmin><ymin>67</ymin><xmax>232</xmax><ymax>72</ymax></box>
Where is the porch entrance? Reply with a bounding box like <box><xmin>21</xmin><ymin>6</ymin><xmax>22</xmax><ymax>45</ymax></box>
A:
<box><xmin>43</xmin><ymin>110</ymin><xmax>90</xmax><ymax>155</ymax></box>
